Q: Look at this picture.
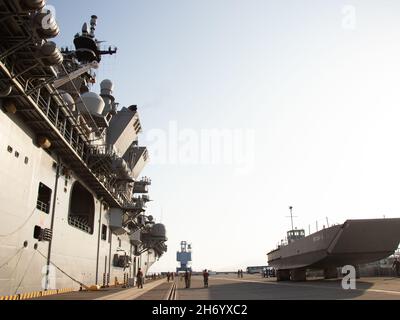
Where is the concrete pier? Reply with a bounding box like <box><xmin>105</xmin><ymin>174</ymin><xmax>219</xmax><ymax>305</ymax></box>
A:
<box><xmin>29</xmin><ymin>274</ymin><xmax>400</xmax><ymax>300</ymax></box>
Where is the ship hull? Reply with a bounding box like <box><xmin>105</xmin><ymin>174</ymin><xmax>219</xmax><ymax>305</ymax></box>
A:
<box><xmin>268</xmin><ymin>219</ymin><xmax>400</xmax><ymax>271</ymax></box>
<box><xmin>0</xmin><ymin>101</ymin><xmax>157</xmax><ymax>296</ymax></box>
<box><xmin>0</xmin><ymin>2</ymin><xmax>168</xmax><ymax>297</ymax></box>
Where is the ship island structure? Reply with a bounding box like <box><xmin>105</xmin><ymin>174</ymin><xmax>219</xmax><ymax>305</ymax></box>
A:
<box><xmin>0</xmin><ymin>0</ymin><xmax>168</xmax><ymax>296</ymax></box>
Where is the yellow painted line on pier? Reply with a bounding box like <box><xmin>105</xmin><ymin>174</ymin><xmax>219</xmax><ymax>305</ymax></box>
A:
<box><xmin>20</xmin><ymin>293</ymin><xmax>29</xmax><ymax>300</ymax></box>
<box><xmin>0</xmin><ymin>288</ymin><xmax>76</xmax><ymax>301</ymax></box>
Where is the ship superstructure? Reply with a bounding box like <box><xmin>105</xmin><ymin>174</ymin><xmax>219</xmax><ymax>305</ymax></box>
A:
<box><xmin>0</xmin><ymin>1</ymin><xmax>167</xmax><ymax>296</ymax></box>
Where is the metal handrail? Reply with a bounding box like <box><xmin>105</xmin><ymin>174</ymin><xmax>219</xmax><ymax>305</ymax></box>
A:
<box><xmin>68</xmin><ymin>216</ymin><xmax>92</xmax><ymax>234</ymax></box>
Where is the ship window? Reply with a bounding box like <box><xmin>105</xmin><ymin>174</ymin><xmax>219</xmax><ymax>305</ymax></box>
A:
<box><xmin>7</xmin><ymin>146</ymin><xmax>12</xmax><ymax>153</ymax></box>
<box><xmin>101</xmin><ymin>225</ymin><xmax>107</xmax><ymax>241</ymax></box>
<box><xmin>36</xmin><ymin>183</ymin><xmax>52</xmax><ymax>214</ymax></box>
<box><xmin>33</xmin><ymin>226</ymin><xmax>42</xmax><ymax>240</ymax></box>
<box><xmin>68</xmin><ymin>182</ymin><xmax>95</xmax><ymax>235</ymax></box>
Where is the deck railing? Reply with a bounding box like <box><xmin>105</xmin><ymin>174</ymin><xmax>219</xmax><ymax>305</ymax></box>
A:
<box><xmin>68</xmin><ymin>216</ymin><xmax>92</xmax><ymax>234</ymax></box>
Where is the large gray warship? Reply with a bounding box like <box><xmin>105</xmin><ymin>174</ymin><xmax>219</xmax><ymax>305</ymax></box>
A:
<box><xmin>268</xmin><ymin>214</ymin><xmax>400</xmax><ymax>281</ymax></box>
<box><xmin>0</xmin><ymin>0</ymin><xmax>167</xmax><ymax>297</ymax></box>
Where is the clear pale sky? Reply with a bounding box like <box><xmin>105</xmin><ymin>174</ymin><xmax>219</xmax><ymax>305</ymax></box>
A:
<box><xmin>50</xmin><ymin>0</ymin><xmax>400</xmax><ymax>272</ymax></box>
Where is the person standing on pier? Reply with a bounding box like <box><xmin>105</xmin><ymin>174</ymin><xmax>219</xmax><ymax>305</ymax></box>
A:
<box><xmin>393</xmin><ymin>258</ymin><xmax>400</xmax><ymax>277</ymax></box>
<box><xmin>184</xmin><ymin>270</ymin><xmax>190</xmax><ymax>288</ymax></box>
<box><xmin>136</xmin><ymin>268</ymin><xmax>144</xmax><ymax>289</ymax></box>
<box><xmin>203</xmin><ymin>269</ymin><xmax>210</xmax><ymax>288</ymax></box>
<box><xmin>167</xmin><ymin>272</ymin><xmax>171</xmax><ymax>282</ymax></box>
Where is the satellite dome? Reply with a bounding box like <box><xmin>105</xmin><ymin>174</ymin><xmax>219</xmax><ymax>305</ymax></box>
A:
<box><xmin>76</xmin><ymin>92</ymin><xmax>105</xmax><ymax>116</ymax></box>
<box><xmin>100</xmin><ymin>79</ymin><xmax>114</xmax><ymax>96</ymax></box>
<box><xmin>59</xmin><ymin>91</ymin><xmax>75</xmax><ymax>112</ymax></box>
<box><xmin>150</xmin><ymin>224</ymin><xmax>167</xmax><ymax>239</ymax></box>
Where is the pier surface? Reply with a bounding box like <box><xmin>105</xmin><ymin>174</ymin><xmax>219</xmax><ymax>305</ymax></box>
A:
<box><xmin>172</xmin><ymin>274</ymin><xmax>400</xmax><ymax>300</ymax></box>
<box><xmin>31</xmin><ymin>274</ymin><xmax>400</xmax><ymax>300</ymax></box>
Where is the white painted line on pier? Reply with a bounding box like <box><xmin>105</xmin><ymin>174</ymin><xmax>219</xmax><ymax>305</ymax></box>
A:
<box><xmin>365</xmin><ymin>288</ymin><xmax>400</xmax><ymax>296</ymax></box>
<box><xmin>95</xmin><ymin>279</ymin><xmax>166</xmax><ymax>300</ymax></box>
